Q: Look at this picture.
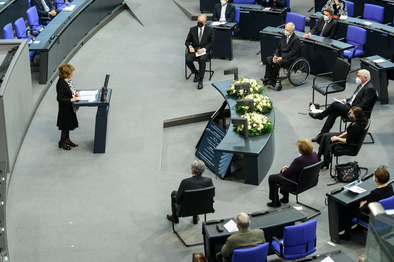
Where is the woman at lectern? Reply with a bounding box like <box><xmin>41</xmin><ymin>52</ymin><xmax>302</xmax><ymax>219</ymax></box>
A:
<box><xmin>267</xmin><ymin>139</ymin><xmax>318</xmax><ymax>208</ymax></box>
<box><xmin>56</xmin><ymin>64</ymin><xmax>80</xmax><ymax>150</ymax></box>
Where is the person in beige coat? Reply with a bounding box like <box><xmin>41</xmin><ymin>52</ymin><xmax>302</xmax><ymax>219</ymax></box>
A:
<box><xmin>216</xmin><ymin>213</ymin><xmax>266</xmax><ymax>262</ymax></box>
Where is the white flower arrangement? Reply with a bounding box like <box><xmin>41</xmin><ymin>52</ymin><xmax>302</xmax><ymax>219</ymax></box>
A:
<box><xmin>233</xmin><ymin>112</ymin><xmax>273</xmax><ymax>136</ymax></box>
<box><xmin>227</xmin><ymin>78</ymin><xmax>264</xmax><ymax>97</ymax></box>
<box><xmin>235</xmin><ymin>94</ymin><xmax>273</xmax><ymax>115</ymax></box>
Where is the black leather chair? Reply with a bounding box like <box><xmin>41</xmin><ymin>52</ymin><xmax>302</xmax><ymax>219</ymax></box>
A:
<box><xmin>339</xmin><ymin>93</ymin><xmax>378</xmax><ymax>144</ymax></box>
<box><xmin>172</xmin><ymin>186</ymin><xmax>215</xmax><ymax>247</ymax></box>
<box><xmin>185</xmin><ymin>47</ymin><xmax>214</xmax><ymax>81</ymax></box>
<box><xmin>274</xmin><ymin>161</ymin><xmax>324</xmax><ymax>220</ymax></box>
<box><xmin>312</xmin><ymin>58</ymin><xmax>350</xmax><ymax>108</ymax></box>
<box><xmin>329</xmin><ymin>119</ymin><xmax>371</xmax><ymax>178</ymax></box>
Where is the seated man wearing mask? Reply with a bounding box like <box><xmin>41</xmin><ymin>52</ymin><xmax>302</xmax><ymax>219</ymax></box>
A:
<box><xmin>262</xmin><ymin>22</ymin><xmax>301</xmax><ymax>88</ymax></box>
<box><xmin>304</xmin><ymin>8</ymin><xmax>337</xmax><ymax>39</ymax></box>
<box><xmin>185</xmin><ymin>14</ymin><xmax>215</xmax><ymax>90</ymax></box>
<box><xmin>309</xmin><ymin>69</ymin><xmax>377</xmax><ymax>143</ymax></box>
<box><xmin>213</xmin><ymin>0</ymin><xmax>236</xmax><ymax>22</ymax></box>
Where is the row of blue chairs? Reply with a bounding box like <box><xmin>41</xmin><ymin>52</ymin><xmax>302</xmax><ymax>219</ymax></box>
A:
<box><xmin>231</xmin><ymin>220</ymin><xmax>317</xmax><ymax>262</ymax></box>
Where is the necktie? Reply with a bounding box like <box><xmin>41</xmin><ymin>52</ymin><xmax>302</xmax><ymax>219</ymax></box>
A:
<box><xmin>286</xmin><ymin>37</ymin><xmax>289</xmax><ymax>44</ymax></box>
<box><xmin>41</xmin><ymin>0</ymin><xmax>50</xmax><ymax>12</ymax></box>
<box><xmin>349</xmin><ymin>85</ymin><xmax>362</xmax><ymax>105</ymax></box>
<box><xmin>320</xmin><ymin>22</ymin><xmax>327</xmax><ymax>36</ymax></box>
<box><xmin>199</xmin><ymin>28</ymin><xmax>202</xmax><ymax>43</ymax></box>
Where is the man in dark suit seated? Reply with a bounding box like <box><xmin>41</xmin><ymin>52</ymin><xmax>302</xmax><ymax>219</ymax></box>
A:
<box><xmin>261</xmin><ymin>0</ymin><xmax>287</xmax><ymax>7</ymax></box>
<box><xmin>167</xmin><ymin>160</ymin><xmax>213</xmax><ymax>224</ymax></box>
<box><xmin>304</xmin><ymin>8</ymin><xmax>337</xmax><ymax>39</ymax></box>
<box><xmin>262</xmin><ymin>22</ymin><xmax>301</xmax><ymax>88</ymax></box>
<box><xmin>216</xmin><ymin>212</ymin><xmax>266</xmax><ymax>262</ymax></box>
<box><xmin>213</xmin><ymin>0</ymin><xmax>236</xmax><ymax>22</ymax></box>
<box><xmin>309</xmin><ymin>69</ymin><xmax>377</xmax><ymax>142</ymax></box>
<box><xmin>185</xmin><ymin>14</ymin><xmax>215</xmax><ymax>90</ymax></box>
<box><xmin>31</xmin><ymin>0</ymin><xmax>61</xmax><ymax>19</ymax></box>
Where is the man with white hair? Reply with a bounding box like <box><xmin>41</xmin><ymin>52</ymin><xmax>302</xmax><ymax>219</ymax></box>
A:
<box><xmin>167</xmin><ymin>160</ymin><xmax>213</xmax><ymax>224</ymax></box>
<box><xmin>309</xmin><ymin>69</ymin><xmax>377</xmax><ymax>143</ymax></box>
<box><xmin>216</xmin><ymin>212</ymin><xmax>266</xmax><ymax>262</ymax></box>
<box><xmin>262</xmin><ymin>22</ymin><xmax>301</xmax><ymax>88</ymax></box>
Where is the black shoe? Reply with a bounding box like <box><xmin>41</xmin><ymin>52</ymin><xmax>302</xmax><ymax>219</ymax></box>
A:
<box><xmin>197</xmin><ymin>80</ymin><xmax>203</xmax><ymax>90</ymax></box>
<box><xmin>309</xmin><ymin>112</ymin><xmax>323</xmax><ymax>120</ymax></box>
<box><xmin>193</xmin><ymin>215</ymin><xmax>199</xmax><ymax>224</ymax></box>
<box><xmin>267</xmin><ymin>201</ymin><xmax>281</xmax><ymax>208</ymax></box>
<box><xmin>321</xmin><ymin>162</ymin><xmax>330</xmax><ymax>169</ymax></box>
<box><xmin>351</xmin><ymin>225</ymin><xmax>365</xmax><ymax>234</ymax></box>
<box><xmin>339</xmin><ymin>232</ymin><xmax>350</xmax><ymax>240</ymax></box>
<box><xmin>58</xmin><ymin>142</ymin><xmax>71</xmax><ymax>150</ymax></box>
<box><xmin>167</xmin><ymin>214</ymin><xmax>179</xmax><ymax>224</ymax></box>
<box><xmin>267</xmin><ymin>79</ymin><xmax>275</xmax><ymax>87</ymax></box>
<box><xmin>193</xmin><ymin>72</ymin><xmax>200</xmax><ymax>83</ymax></box>
<box><xmin>311</xmin><ymin>134</ymin><xmax>322</xmax><ymax>143</ymax></box>
<box><xmin>66</xmin><ymin>141</ymin><xmax>78</xmax><ymax>147</ymax></box>
<box><xmin>280</xmin><ymin>198</ymin><xmax>289</xmax><ymax>204</ymax></box>
<box><xmin>261</xmin><ymin>77</ymin><xmax>269</xmax><ymax>85</ymax></box>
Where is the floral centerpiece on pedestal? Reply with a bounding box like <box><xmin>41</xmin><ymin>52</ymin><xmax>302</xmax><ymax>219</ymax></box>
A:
<box><xmin>233</xmin><ymin>112</ymin><xmax>273</xmax><ymax>137</ymax></box>
<box><xmin>235</xmin><ymin>93</ymin><xmax>273</xmax><ymax>115</ymax></box>
<box><xmin>227</xmin><ymin>78</ymin><xmax>264</xmax><ymax>97</ymax></box>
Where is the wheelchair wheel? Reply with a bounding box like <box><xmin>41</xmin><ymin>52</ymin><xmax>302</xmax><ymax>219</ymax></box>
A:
<box><xmin>288</xmin><ymin>58</ymin><xmax>310</xmax><ymax>86</ymax></box>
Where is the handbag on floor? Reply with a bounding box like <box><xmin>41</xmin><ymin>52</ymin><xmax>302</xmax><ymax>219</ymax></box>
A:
<box><xmin>336</xmin><ymin>161</ymin><xmax>360</xmax><ymax>182</ymax></box>
<box><xmin>192</xmin><ymin>253</ymin><xmax>208</xmax><ymax>262</ymax></box>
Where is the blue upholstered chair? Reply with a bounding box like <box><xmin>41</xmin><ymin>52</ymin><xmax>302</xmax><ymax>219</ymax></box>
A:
<box><xmin>14</xmin><ymin>17</ymin><xmax>35</xmax><ymax>45</ymax></box>
<box><xmin>233</xmin><ymin>8</ymin><xmax>241</xmax><ymax>36</ymax></box>
<box><xmin>342</xmin><ymin>25</ymin><xmax>367</xmax><ymax>63</ymax></box>
<box><xmin>286</xmin><ymin>0</ymin><xmax>290</xmax><ymax>9</ymax></box>
<box><xmin>352</xmin><ymin>195</ymin><xmax>394</xmax><ymax>229</ymax></box>
<box><xmin>232</xmin><ymin>243</ymin><xmax>269</xmax><ymax>262</ymax></box>
<box><xmin>233</xmin><ymin>0</ymin><xmax>255</xmax><ymax>4</ymax></box>
<box><xmin>27</xmin><ymin>6</ymin><xmax>49</xmax><ymax>36</ymax></box>
<box><xmin>3</xmin><ymin>23</ymin><xmax>14</xmax><ymax>40</ymax></box>
<box><xmin>270</xmin><ymin>220</ymin><xmax>317</xmax><ymax>260</ymax></box>
<box><xmin>28</xmin><ymin>0</ymin><xmax>31</xmax><ymax>8</ymax></box>
<box><xmin>363</xmin><ymin>4</ymin><xmax>384</xmax><ymax>23</ymax></box>
<box><xmin>53</xmin><ymin>0</ymin><xmax>67</xmax><ymax>10</ymax></box>
<box><xmin>286</xmin><ymin>12</ymin><xmax>305</xmax><ymax>32</ymax></box>
<box><xmin>345</xmin><ymin>1</ymin><xmax>354</xmax><ymax>17</ymax></box>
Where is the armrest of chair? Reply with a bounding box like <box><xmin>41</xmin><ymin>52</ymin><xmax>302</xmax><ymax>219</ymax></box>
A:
<box><xmin>312</xmin><ymin>71</ymin><xmax>334</xmax><ymax>86</ymax></box>
<box><xmin>28</xmin><ymin>28</ymin><xmax>41</xmax><ymax>35</ymax></box>
<box><xmin>352</xmin><ymin>44</ymin><xmax>363</xmax><ymax>57</ymax></box>
<box><xmin>270</xmin><ymin>236</ymin><xmax>284</xmax><ymax>257</ymax></box>
<box><xmin>323</xmin><ymin>79</ymin><xmax>347</xmax><ymax>92</ymax></box>
<box><xmin>277</xmin><ymin>176</ymin><xmax>298</xmax><ymax>186</ymax></box>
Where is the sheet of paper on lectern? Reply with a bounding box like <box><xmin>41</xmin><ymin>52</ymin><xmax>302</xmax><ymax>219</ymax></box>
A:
<box><xmin>374</xmin><ymin>59</ymin><xmax>386</xmax><ymax>63</ymax></box>
<box><xmin>348</xmin><ymin>186</ymin><xmax>366</xmax><ymax>194</ymax></box>
<box><xmin>321</xmin><ymin>257</ymin><xmax>335</xmax><ymax>262</ymax></box>
<box><xmin>63</xmin><ymin>5</ymin><xmax>76</xmax><ymax>12</ymax></box>
<box><xmin>212</xmin><ymin>22</ymin><xmax>226</xmax><ymax>26</ymax></box>
<box><xmin>79</xmin><ymin>90</ymin><xmax>98</xmax><ymax>101</ymax></box>
<box><xmin>224</xmin><ymin>219</ymin><xmax>238</xmax><ymax>232</ymax></box>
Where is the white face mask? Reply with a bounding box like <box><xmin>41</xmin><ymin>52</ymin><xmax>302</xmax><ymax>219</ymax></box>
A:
<box><xmin>284</xmin><ymin>30</ymin><xmax>290</xmax><ymax>36</ymax></box>
<box><xmin>356</xmin><ymin>77</ymin><xmax>362</xmax><ymax>85</ymax></box>
<box><xmin>221</xmin><ymin>0</ymin><xmax>227</xmax><ymax>5</ymax></box>
<box><xmin>324</xmin><ymin>15</ymin><xmax>329</xmax><ymax>22</ymax></box>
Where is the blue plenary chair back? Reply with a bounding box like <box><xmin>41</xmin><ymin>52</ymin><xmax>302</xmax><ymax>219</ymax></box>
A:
<box><xmin>235</xmin><ymin>7</ymin><xmax>241</xmax><ymax>23</ymax></box>
<box><xmin>343</xmin><ymin>25</ymin><xmax>366</xmax><ymax>60</ymax></box>
<box><xmin>14</xmin><ymin>17</ymin><xmax>34</xmax><ymax>45</ymax></box>
<box><xmin>345</xmin><ymin>1</ymin><xmax>354</xmax><ymax>17</ymax></box>
<box><xmin>271</xmin><ymin>220</ymin><xmax>317</xmax><ymax>260</ymax></box>
<box><xmin>363</xmin><ymin>4</ymin><xmax>384</xmax><ymax>23</ymax></box>
<box><xmin>286</xmin><ymin>0</ymin><xmax>290</xmax><ymax>9</ymax></box>
<box><xmin>233</xmin><ymin>0</ymin><xmax>255</xmax><ymax>4</ymax></box>
<box><xmin>3</xmin><ymin>23</ymin><xmax>14</xmax><ymax>39</ymax></box>
<box><xmin>28</xmin><ymin>0</ymin><xmax>31</xmax><ymax>8</ymax></box>
<box><xmin>286</xmin><ymin>12</ymin><xmax>305</xmax><ymax>32</ymax></box>
<box><xmin>27</xmin><ymin>6</ymin><xmax>46</xmax><ymax>36</ymax></box>
<box><xmin>232</xmin><ymin>243</ymin><xmax>269</xmax><ymax>262</ymax></box>
<box><xmin>352</xmin><ymin>194</ymin><xmax>394</xmax><ymax>228</ymax></box>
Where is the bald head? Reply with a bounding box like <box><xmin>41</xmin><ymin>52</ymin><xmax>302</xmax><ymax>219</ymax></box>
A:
<box><xmin>236</xmin><ymin>212</ymin><xmax>250</xmax><ymax>230</ymax></box>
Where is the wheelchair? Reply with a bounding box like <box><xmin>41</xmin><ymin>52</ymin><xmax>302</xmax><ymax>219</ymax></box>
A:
<box><xmin>269</xmin><ymin>57</ymin><xmax>310</xmax><ymax>91</ymax></box>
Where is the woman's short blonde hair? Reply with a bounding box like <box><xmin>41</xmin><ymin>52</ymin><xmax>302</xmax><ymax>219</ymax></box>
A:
<box><xmin>58</xmin><ymin>64</ymin><xmax>75</xmax><ymax>79</ymax></box>
<box><xmin>297</xmin><ymin>139</ymin><xmax>313</xmax><ymax>155</ymax></box>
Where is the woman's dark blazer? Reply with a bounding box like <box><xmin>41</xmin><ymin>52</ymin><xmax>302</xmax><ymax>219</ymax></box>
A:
<box><xmin>56</xmin><ymin>78</ymin><xmax>78</xmax><ymax>130</ymax></box>
<box><xmin>278</xmin><ymin>152</ymin><xmax>318</xmax><ymax>192</ymax></box>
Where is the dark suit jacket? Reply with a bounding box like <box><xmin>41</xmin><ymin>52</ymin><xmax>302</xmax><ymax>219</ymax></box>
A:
<box><xmin>176</xmin><ymin>175</ymin><xmax>213</xmax><ymax>204</ymax></box>
<box><xmin>31</xmin><ymin>0</ymin><xmax>55</xmax><ymax>17</ymax></box>
<box><xmin>217</xmin><ymin>228</ymin><xmax>266</xmax><ymax>262</ymax></box>
<box><xmin>278</xmin><ymin>152</ymin><xmax>318</xmax><ymax>192</ymax></box>
<box><xmin>185</xmin><ymin>25</ymin><xmax>215</xmax><ymax>53</ymax></box>
<box><xmin>274</xmin><ymin>33</ymin><xmax>301</xmax><ymax>62</ymax></box>
<box><xmin>310</xmin><ymin>17</ymin><xmax>337</xmax><ymax>39</ymax></box>
<box><xmin>261</xmin><ymin>0</ymin><xmax>287</xmax><ymax>7</ymax></box>
<box><xmin>213</xmin><ymin>3</ymin><xmax>236</xmax><ymax>22</ymax></box>
<box><xmin>347</xmin><ymin>81</ymin><xmax>377</xmax><ymax>113</ymax></box>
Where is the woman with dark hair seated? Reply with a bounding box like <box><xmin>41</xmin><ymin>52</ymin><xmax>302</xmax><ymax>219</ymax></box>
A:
<box><xmin>317</xmin><ymin>106</ymin><xmax>367</xmax><ymax>168</ymax></box>
<box><xmin>267</xmin><ymin>139</ymin><xmax>318</xmax><ymax>208</ymax></box>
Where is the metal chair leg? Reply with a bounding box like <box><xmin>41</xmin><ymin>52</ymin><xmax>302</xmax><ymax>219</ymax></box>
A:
<box><xmin>171</xmin><ymin>215</ymin><xmax>205</xmax><ymax>247</ymax></box>
<box><xmin>296</xmin><ymin>194</ymin><xmax>321</xmax><ymax>221</ymax></box>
